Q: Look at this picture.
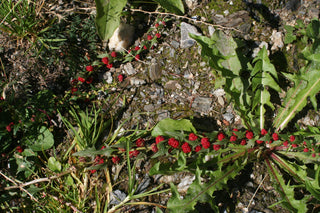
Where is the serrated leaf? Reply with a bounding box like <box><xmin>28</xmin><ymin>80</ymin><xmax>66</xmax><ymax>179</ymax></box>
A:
<box><xmin>94</xmin><ymin>0</ymin><xmax>127</xmax><ymax>41</ymax></box>
<box><xmin>151</xmin><ymin>118</ymin><xmax>196</xmax><ymax>137</ymax></box>
<box><xmin>153</xmin><ymin>0</ymin><xmax>184</xmax><ymax>15</ymax></box>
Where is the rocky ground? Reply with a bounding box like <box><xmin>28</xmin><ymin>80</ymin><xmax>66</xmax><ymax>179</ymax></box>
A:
<box><xmin>1</xmin><ymin>0</ymin><xmax>320</xmax><ymax>212</ymax></box>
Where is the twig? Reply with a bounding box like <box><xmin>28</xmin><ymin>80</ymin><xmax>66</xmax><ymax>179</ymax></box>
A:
<box><xmin>2</xmin><ymin>169</ymin><xmax>74</xmax><ymax>190</ymax></box>
<box><xmin>245</xmin><ymin>174</ymin><xmax>268</xmax><ymax>212</ymax></box>
<box><xmin>130</xmin><ymin>8</ymin><xmax>241</xmax><ymax>32</ymax></box>
<box><xmin>0</xmin><ymin>171</ymin><xmax>38</xmax><ymax>202</ymax></box>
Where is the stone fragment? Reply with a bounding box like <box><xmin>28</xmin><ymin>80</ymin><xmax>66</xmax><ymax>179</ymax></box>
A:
<box><xmin>164</xmin><ymin>80</ymin><xmax>182</xmax><ymax>90</ymax></box>
<box><xmin>103</xmin><ymin>72</ymin><xmax>113</xmax><ymax>84</ymax></box>
<box><xmin>130</xmin><ymin>78</ymin><xmax>146</xmax><ymax>86</ymax></box>
<box><xmin>270</xmin><ymin>30</ymin><xmax>284</xmax><ymax>51</ymax></box>
<box><xmin>108</xmin><ymin>23</ymin><xmax>135</xmax><ymax>51</ymax></box>
<box><xmin>192</xmin><ymin>97</ymin><xmax>212</xmax><ymax>113</ymax></box>
<box><xmin>223</xmin><ymin>112</ymin><xmax>234</xmax><ymax>123</ymax></box>
<box><xmin>123</xmin><ymin>63</ymin><xmax>136</xmax><ymax>75</ymax></box>
<box><xmin>180</xmin><ymin>22</ymin><xmax>202</xmax><ymax>48</ymax></box>
<box><xmin>149</xmin><ymin>58</ymin><xmax>162</xmax><ymax>80</ymax></box>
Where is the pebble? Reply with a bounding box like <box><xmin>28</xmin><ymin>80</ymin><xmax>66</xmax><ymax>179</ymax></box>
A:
<box><xmin>103</xmin><ymin>72</ymin><xmax>113</xmax><ymax>84</ymax></box>
<box><xmin>130</xmin><ymin>78</ymin><xmax>146</xmax><ymax>86</ymax></box>
<box><xmin>180</xmin><ymin>22</ymin><xmax>202</xmax><ymax>49</ymax></box>
<box><xmin>149</xmin><ymin>58</ymin><xmax>162</xmax><ymax>80</ymax></box>
<box><xmin>123</xmin><ymin>63</ymin><xmax>136</xmax><ymax>75</ymax></box>
<box><xmin>223</xmin><ymin>112</ymin><xmax>234</xmax><ymax>123</ymax></box>
<box><xmin>192</xmin><ymin>97</ymin><xmax>212</xmax><ymax>113</ymax></box>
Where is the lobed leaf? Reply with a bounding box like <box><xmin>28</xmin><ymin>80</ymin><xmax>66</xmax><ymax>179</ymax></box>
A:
<box><xmin>152</xmin><ymin>0</ymin><xmax>184</xmax><ymax>15</ymax></box>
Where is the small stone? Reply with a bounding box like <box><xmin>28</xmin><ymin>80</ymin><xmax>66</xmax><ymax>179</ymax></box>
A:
<box><xmin>192</xmin><ymin>97</ymin><xmax>212</xmax><ymax>113</ymax></box>
<box><xmin>270</xmin><ymin>30</ymin><xmax>284</xmax><ymax>51</ymax></box>
<box><xmin>149</xmin><ymin>58</ymin><xmax>162</xmax><ymax>80</ymax></box>
<box><xmin>130</xmin><ymin>78</ymin><xmax>146</xmax><ymax>86</ymax></box>
<box><xmin>223</xmin><ymin>112</ymin><xmax>234</xmax><ymax>123</ymax></box>
<box><xmin>177</xmin><ymin>175</ymin><xmax>195</xmax><ymax>193</ymax></box>
<box><xmin>213</xmin><ymin>89</ymin><xmax>225</xmax><ymax>97</ymax></box>
<box><xmin>123</xmin><ymin>63</ymin><xmax>136</xmax><ymax>75</ymax></box>
<box><xmin>164</xmin><ymin>80</ymin><xmax>182</xmax><ymax>90</ymax></box>
<box><xmin>208</xmin><ymin>25</ymin><xmax>215</xmax><ymax>37</ymax></box>
<box><xmin>171</xmin><ymin>40</ymin><xmax>180</xmax><ymax>49</ymax></box>
<box><xmin>103</xmin><ymin>72</ymin><xmax>113</xmax><ymax>84</ymax></box>
<box><xmin>108</xmin><ymin>23</ymin><xmax>135</xmax><ymax>51</ymax></box>
<box><xmin>180</xmin><ymin>22</ymin><xmax>202</xmax><ymax>48</ymax></box>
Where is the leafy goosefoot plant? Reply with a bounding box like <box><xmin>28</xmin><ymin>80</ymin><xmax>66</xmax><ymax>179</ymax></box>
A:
<box><xmin>148</xmin><ymin>119</ymin><xmax>320</xmax><ymax>212</ymax></box>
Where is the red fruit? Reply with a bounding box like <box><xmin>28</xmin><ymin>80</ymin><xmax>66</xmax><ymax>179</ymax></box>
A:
<box><xmin>147</xmin><ymin>35</ymin><xmax>153</xmax><ymax>40</ymax></box>
<box><xmin>143</xmin><ymin>45</ymin><xmax>147</xmax><ymax>50</ymax></box>
<box><xmin>90</xmin><ymin>170</ymin><xmax>97</xmax><ymax>174</ymax></box>
<box><xmin>272</xmin><ymin>133</ymin><xmax>279</xmax><ymax>141</ymax></box>
<box><xmin>86</xmin><ymin>77</ymin><xmax>93</xmax><ymax>84</ymax></box>
<box><xmin>168</xmin><ymin>138</ymin><xmax>179</xmax><ymax>148</ymax></box>
<box><xmin>213</xmin><ymin>144</ymin><xmax>221</xmax><ymax>151</ymax></box>
<box><xmin>155</xmin><ymin>33</ymin><xmax>161</xmax><ymax>38</ymax></box>
<box><xmin>312</xmin><ymin>153</ymin><xmax>316</xmax><ymax>158</ymax></box>
<box><xmin>78</xmin><ymin>77</ymin><xmax>85</xmax><ymax>83</ymax></box>
<box><xmin>118</xmin><ymin>74</ymin><xmax>124</xmax><ymax>82</ymax></box>
<box><xmin>230</xmin><ymin>136</ymin><xmax>237</xmax><ymax>142</ymax></box>
<box><xmin>118</xmin><ymin>148</ymin><xmax>126</xmax><ymax>152</ymax></box>
<box><xmin>16</xmin><ymin>146</ymin><xmax>23</xmax><ymax>153</ymax></box>
<box><xmin>240</xmin><ymin>139</ymin><xmax>246</xmax><ymax>145</ymax></box>
<box><xmin>71</xmin><ymin>79</ymin><xmax>78</xmax><ymax>85</ymax></box>
<box><xmin>217</xmin><ymin>132</ymin><xmax>225</xmax><ymax>141</ymax></box>
<box><xmin>129</xmin><ymin>150</ymin><xmax>140</xmax><ymax>158</ymax></box>
<box><xmin>188</xmin><ymin>133</ymin><xmax>198</xmax><ymax>141</ymax></box>
<box><xmin>261</xmin><ymin>129</ymin><xmax>268</xmax><ymax>136</ymax></box>
<box><xmin>102</xmin><ymin>57</ymin><xmax>109</xmax><ymax>65</ymax></box>
<box><xmin>256</xmin><ymin>140</ymin><xmax>264</xmax><ymax>144</ymax></box>
<box><xmin>112</xmin><ymin>156</ymin><xmax>120</xmax><ymax>164</ymax></box>
<box><xmin>245</xmin><ymin>131</ymin><xmax>254</xmax><ymax>139</ymax></box>
<box><xmin>289</xmin><ymin>135</ymin><xmax>295</xmax><ymax>142</ymax></box>
<box><xmin>107</xmin><ymin>63</ymin><xmax>113</xmax><ymax>69</ymax></box>
<box><xmin>136</xmin><ymin>138</ymin><xmax>145</xmax><ymax>147</ymax></box>
<box><xmin>304</xmin><ymin>148</ymin><xmax>309</xmax><ymax>152</ymax></box>
<box><xmin>283</xmin><ymin>141</ymin><xmax>288</xmax><ymax>147</ymax></box>
<box><xmin>232</xmin><ymin>128</ymin><xmax>238</xmax><ymax>136</ymax></box>
<box><xmin>162</xmin><ymin>21</ymin><xmax>166</xmax><ymax>25</ymax></box>
<box><xmin>134</xmin><ymin>46</ymin><xmax>140</xmax><ymax>51</ymax></box>
<box><xmin>135</xmin><ymin>54</ymin><xmax>140</xmax><ymax>61</ymax></box>
<box><xmin>292</xmin><ymin>144</ymin><xmax>298</xmax><ymax>148</ymax></box>
<box><xmin>181</xmin><ymin>142</ymin><xmax>191</xmax><ymax>154</ymax></box>
<box><xmin>156</xmin><ymin>135</ymin><xmax>165</xmax><ymax>144</ymax></box>
<box><xmin>151</xmin><ymin>143</ymin><xmax>158</xmax><ymax>152</ymax></box>
<box><xmin>86</xmin><ymin>65</ymin><xmax>94</xmax><ymax>72</ymax></box>
<box><xmin>194</xmin><ymin>145</ymin><xmax>201</xmax><ymax>152</ymax></box>
<box><xmin>71</xmin><ymin>87</ymin><xmax>78</xmax><ymax>94</ymax></box>
<box><xmin>201</xmin><ymin>137</ymin><xmax>210</xmax><ymax>149</ymax></box>
<box><xmin>6</xmin><ymin>122</ymin><xmax>14</xmax><ymax>132</ymax></box>
<box><xmin>155</xmin><ymin>23</ymin><xmax>159</xmax><ymax>28</ymax></box>
<box><xmin>101</xmin><ymin>146</ymin><xmax>106</xmax><ymax>150</ymax></box>
<box><xmin>111</xmin><ymin>51</ymin><xmax>117</xmax><ymax>58</ymax></box>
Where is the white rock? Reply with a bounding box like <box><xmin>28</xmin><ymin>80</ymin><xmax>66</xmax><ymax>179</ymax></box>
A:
<box><xmin>108</xmin><ymin>23</ymin><xmax>135</xmax><ymax>52</ymax></box>
<box><xmin>180</xmin><ymin>22</ymin><xmax>202</xmax><ymax>48</ymax></box>
<box><xmin>270</xmin><ymin>30</ymin><xmax>284</xmax><ymax>51</ymax></box>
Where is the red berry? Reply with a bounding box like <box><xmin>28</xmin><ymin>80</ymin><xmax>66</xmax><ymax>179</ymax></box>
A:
<box><xmin>78</xmin><ymin>77</ymin><xmax>85</xmax><ymax>83</ymax></box>
<box><xmin>155</xmin><ymin>33</ymin><xmax>161</xmax><ymax>38</ymax></box>
<box><xmin>147</xmin><ymin>35</ymin><xmax>153</xmax><ymax>40</ymax></box>
<box><xmin>118</xmin><ymin>74</ymin><xmax>124</xmax><ymax>82</ymax></box>
<box><xmin>71</xmin><ymin>87</ymin><xmax>78</xmax><ymax>94</ymax></box>
<box><xmin>256</xmin><ymin>140</ymin><xmax>264</xmax><ymax>144</ymax></box>
<box><xmin>240</xmin><ymin>139</ymin><xmax>246</xmax><ymax>145</ymax></box>
<box><xmin>292</xmin><ymin>144</ymin><xmax>298</xmax><ymax>148</ymax></box>
<box><xmin>217</xmin><ymin>132</ymin><xmax>225</xmax><ymax>141</ymax></box>
<box><xmin>304</xmin><ymin>148</ymin><xmax>309</xmax><ymax>152</ymax></box>
<box><xmin>245</xmin><ymin>131</ymin><xmax>254</xmax><ymax>139</ymax></box>
<box><xmin>201</xmin><ymin>137</ymin><xmax>210</xmax><ymax>149</ymax></box>
<box><xmin>102</xmin><ymin>57</ymin><xmax>109</xmax><ymax>65</ymax></box>
<box><xmin>129</xmin><ymin>150</ymin><xmax>140</xmax><ymax>158</ymax></box>
<box><xmin>90</xmin><ymin>170</ymin><xmax>97</xmax><ymax>174</ymax></box>
<box><xmin>134</xmin><ymin>46</ymin><xmax>140</xmax><ymax>51</ymax></box>
<box><xmin>16</xmin><ymin>146</ymin><xmax>23</xmax><ymax>153</ymax></box>
<box><xmin>168</xmin><ymin>138</ymin><xmax>179</xmax><ymax>148</ymax></box>
<box><xmin>230</xmin><ymin>136</ymin><xmax>237</xmax><ymax>142</ymax></box>
<box><xmin>111</xmin><ymin>51</ymin><xmax>117</xmax><ymax>57</ymax></box>
<box><xmin>86</xmin><ymin>65</ymin><xmax>94</xmax><ymax>72</ymax></box>
<box><xmin>135</xmin><ymin>55</ymin><xmax>140</xmax><ymax>61</ymax></box>
<box><xmin>272</xmin><ymin>133</ymin><xmax>279</xmax><ymax>141</ymax></box>
<box><xmin>107</xmin><ymin>63</ymin><xmax>113</xmax><ymax>69</ymax></box>
<box><xmin>188</xmin><ymin>133</ymin><xmax>198</xmax><ymax>141</ymax></box>
<box><xmin>289</xmin><ymin>135</ymin><xmax>295</xmax><ymax>142</ymax></box>
<box><xmin>181</xmin><ymin>142</ymin><xmax>191</xmax><ymax>153</ymax></box>
<box><xmin>194</xmin><ymin>145</ymin><xmax>201</xmax><ymax>152</ymax></box>
<box><xmin>283</xmin><ymin>141</ymin><xmax>288</xmax><ymax>147</ymax></box>
<box><xmin>156</xmin><ymin>136</ymin><xmax>165</xmax><ymax>144</ymax></box>
<box><xmin>112</xmin><ymin>156</ymin><xmax>120</xmax><ymax>164</ymax></box>
<box><xmin>261</xmin><ymin>129</ymin><xmax>268</xmax><ymax>136</ymax></box>
<box><xmin>155</xmin><ymin>23</ymin><xmax>159</xmax><ymax>28</ymax></box>
<box><xmin>143</xmin><ymin>45</ymin><xmax>147</xmax><ymax>50</ymax></box>
<box><xmin>151</xmin><ymin>143</ymin><xmax>158</xmax><ymax>152</ymax></box>
<box><xmin>312</xmin><ymin>153</ymin><xmax>316</xmax><ymax>158</ymax></box>
<box><xmin>136</xmin><ymin>138</ymin><xmax>145</xmax><ymax>147</ymax></box>
<box><xmin>86</xmin><ymin>77</ymin><xmax>93</xmax><ymax>84</ymax></box>
<box><xmin>213</xmin><ymin>144</ymin><xmax>221</xmax><ymax>151</ymax></box>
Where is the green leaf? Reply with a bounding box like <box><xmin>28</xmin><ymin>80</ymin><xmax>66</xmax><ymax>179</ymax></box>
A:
<box><xmin>29</xmin><ymin>126</ymin><xmax>54</xmax><ymax>151</ymax></box>
<box><xmin>48</xmin><ymin>157</ymin><xmax>61</xmax><ymax>172</ymax></box>
<box><xmin>94</xmin><ymin>0</ymin><xmax>127</xmax><ymax>41</ymax></box>
<box><xmin>151</xmin><ymin>118</ymin><xmax>196</xmax><ymax>137</ymax></box>
<box><xmin>153</xmin><ymin>0</ymin><xmax>184</xmax><ymax>15</ymax></box>
<box><xmin>73</xmin><ymin>147</ymin><xmax>115</xmax><ymax>157</ymax></box>
<box><xmin>274</xmin><ymin>49</ymin><xmax>320</xmax><ymax>130</ymax></box>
